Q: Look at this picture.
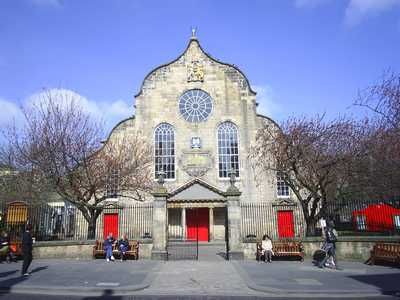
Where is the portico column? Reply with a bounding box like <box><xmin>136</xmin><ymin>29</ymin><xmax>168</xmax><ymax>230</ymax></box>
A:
<box><xmin>225</xmin><ymin>172</ymin><xmax>244</xmax><ymax>260</ymax></box>
<box><xmin>151</xmin><ymin>174</ymin><xmax>169</xmax><ymax>260</ymax></box>
<box><xmin>209</xmin><ymin>207</ymin><xmax>214</xmax><ymax>241</ymax></box>
<box><xmin>181</xmin><ymin>207</ymin><xmax>186</xmax><ymax>239</ymax></box>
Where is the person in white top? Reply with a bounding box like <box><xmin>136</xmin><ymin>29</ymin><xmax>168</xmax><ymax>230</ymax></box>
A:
<box><xmin>261</xmin><ymin>234</ymin><xmax>274</xmax><ymax>263</ymax></box>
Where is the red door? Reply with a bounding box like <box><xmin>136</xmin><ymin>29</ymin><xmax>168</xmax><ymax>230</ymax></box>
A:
<box><xmin>186</xmin><ymin>208</ymin><xmax>209</xmax><ymax>242</ymax></box>
<box><xmin>277</xmin><ymin>210</ymin><xmax>295</xmax><ymax>238</ymax></box>
<box><xmin>103</xmin><ymin>213</ymin><xmax>119</xmax><ymax>239</ymax></box>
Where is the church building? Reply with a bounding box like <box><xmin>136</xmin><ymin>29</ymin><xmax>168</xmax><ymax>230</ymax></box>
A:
<box><xmin>104</xmin><ymin>32</ymin><xmax>303</xmax><ymax>253</ymax></box>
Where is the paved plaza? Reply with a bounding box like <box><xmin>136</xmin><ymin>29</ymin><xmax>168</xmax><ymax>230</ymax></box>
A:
<box><xmin>0</xmin><ymin>258</ymin><xmax>399</xmax><ymax>299</ymax></box>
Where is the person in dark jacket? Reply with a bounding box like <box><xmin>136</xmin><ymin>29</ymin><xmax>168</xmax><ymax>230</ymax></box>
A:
<box><xmin>118</xmin><ymin>234</ymin><xmax>129</xmax><ymax>261</ymax></box>
<box><xmin>104</xmin><ymin>233</ymin><xmax>115</xmax><ymax>262</ymax></box>
<box><xmin>318</xmin><ymin>221</ymin><xmax>338</xmax><ymax>269</ymax></box>
<box><xmin>21</xmin><ymin>224</ymin><xmax>33</xmax><ymax>276</ymax></box>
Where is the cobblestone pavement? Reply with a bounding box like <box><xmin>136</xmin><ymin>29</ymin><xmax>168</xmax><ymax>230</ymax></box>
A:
<box><xmin>233</xmin><ymin>259</ymin><xmax>400</xmax><ymax>297</ymax></box>
<box><xmin>0</xmin><ymin>259</ymin><xmax>399</xmax><ymax>299</ymax></box>
<box><xmin>141</xmin><ymin>260</ymin><xmax>262</xmax><ymax>296</ymax></box>
<box><xmin>0</xmin><ymin>259</ymin><xmax>157</xmax><ymax>294</ymax></box>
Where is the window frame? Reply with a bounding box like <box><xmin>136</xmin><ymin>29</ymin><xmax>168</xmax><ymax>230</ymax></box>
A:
<box><xmin>217</xmin><ymin>121</ymin><xmax>240</xmax><ymax>179</ymax></box>
<box><xmin>178</xmin><ymin>89</ymin><xmax>213</xmax><ymax>123</ymax></box>
<box><xmin>276</xmin><ymin>171</ymin><xmax>290</xmax><ymax>198</ymax></box>
<box><xmin>154</xmin><ymin>123</ymin><xmax>176</xmax><ymax>180</ymax></box>
<box><xmin>105</xmin><ymin>168</ymin><xmax>120</xmax><ymax>200</ymax></box>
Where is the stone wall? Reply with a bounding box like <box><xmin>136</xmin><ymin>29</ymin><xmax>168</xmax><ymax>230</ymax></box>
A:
<box><xmin>33</xmin><ymin>240</ymin><xmax>94</xmax><ymax>260</ymax></box>
<box><xmin>33</xmin><ymin>240</ymin><xmax>153</xmax><ymax>260</ymax></box>
<box><xmin>242</xmin><ymin>236</ymin><xmax>400</xmax><ymax>261</ymax></box>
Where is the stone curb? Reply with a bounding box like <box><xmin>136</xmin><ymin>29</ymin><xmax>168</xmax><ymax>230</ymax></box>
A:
<box><xmin>231</xmin><ymin>261</ymin><xmax>399</xmax><ymax>298</ymax></box>
<box><xmin>0</xmin><ymin>282</ymin><xmax>151</xmax><ymax>296</ymax></box>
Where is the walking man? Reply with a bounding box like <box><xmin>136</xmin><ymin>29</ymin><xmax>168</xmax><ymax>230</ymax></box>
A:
<box><xmin>21</xmin><ymin>224</ymin><xmax>33</xmax><ymax>276</ymax></box>
<box><xmin>318</xmin><ymin>220</ymin><xmax>338</xmax><ymax>269</ymax></box>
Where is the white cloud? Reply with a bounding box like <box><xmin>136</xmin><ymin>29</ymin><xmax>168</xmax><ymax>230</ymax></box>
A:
<box><xmin>29</xmin><ymin>0</ymin><xmax>63</xmax><ymax>7</ymax></box>
<box><xmin>0</xmin><ymin>98</ymin><xmax>24</xmax><ymax>128</ymax></box>
<box><xmin>27</xmin><ymin>89</ymin><xmax>103</xmax><ymax>120</ymax></box>
<box><xmin>345</xmin><ymin>0</ymin><xmax>400</xmax><ymax>26</ymax></box>
<box><xmin>3</xmin><ymin>89</ymin><xmax>132</xmax><ymax>135</ymax></box>
<box><xmin>100</xmin><ymin>99</ymin><xmax>132</xmax><ymax>121</ymax></box>
<box><xmin>253</xmin><ymin>85</ymin><xmax>281</xmax><ymax>118</ymax></box>
<box><xmin>295</xmin><ymin>0</ymin><xmax>331</xmax><ymax>8</ymax></box>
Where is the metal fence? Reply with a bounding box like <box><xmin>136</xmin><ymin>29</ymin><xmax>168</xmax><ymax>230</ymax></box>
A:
<box><xmin>240</xmin><ymin>202</ymin><xmax>305</xmax><ymax>240</ymax></box>
<box><xmin>241</xmin><ymin>198</ymin><xmax>400</xmax><ymax>239</ymax></box>
<box><xmin>324</xmin><ymin>198</ymin><xmax>400</xmax><ymax>236</ymax></box>
<box><xmin>0</xmin><ymin>201</ymin><xmax>153</xmax><ymax>241</ymax></box>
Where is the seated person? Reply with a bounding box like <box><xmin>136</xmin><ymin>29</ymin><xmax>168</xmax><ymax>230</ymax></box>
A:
<box><xmin>118</xmin><ymin>234</ymin><xmax>129</xmax><ymax>261</ymax></box>
<box><xmin>261</xmin><ymin>234</ymin><xmax>274</xmax><ymax>263</ymax></box>
<box><xmin>104</xmin><ymin>233</ymin><xmax>115</xmax><ymax>262</ymax></box>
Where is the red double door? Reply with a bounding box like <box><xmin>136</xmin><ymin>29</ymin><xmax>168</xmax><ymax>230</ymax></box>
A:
<box><xmin>186</xmin><ymin>208</ymin><xmax>209</xmax><ymax>242</ymax></box>
<box><xmin>277</xmin><ymin>210</ymin><xmax>295</xmax><ymax>238</ymax></box>
<box><xmin>103</xmin><ymin>213</ymin><xmax>119</xmax><ymax>239</ymax></box>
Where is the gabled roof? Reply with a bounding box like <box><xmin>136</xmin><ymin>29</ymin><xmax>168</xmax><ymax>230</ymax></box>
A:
<box><xmin>168</xmin><ymin>178</ymin><xmax>226</xmax><ymax>202</ymax></box>
<box><xmin>134</xmin><ymin>37</ymin><xmax>256</xmax><ymax>98</ymax></box>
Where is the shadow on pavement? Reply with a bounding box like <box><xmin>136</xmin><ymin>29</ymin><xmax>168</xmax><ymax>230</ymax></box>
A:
<box><xmin>30</xmin><ymin>266</ymin><xmax>48</xmax><ymax>274</ymax></box>
<box><xmin>0</xmin><ymin>271</ymin><xmax>18</xmax><ymax>279</ymax></box>
<box><xmin>349</xmin><ymin>273</ymin><xmax>400</xmax><ymax>296</ymax></box>
<box><xmin>82</xmin><ymin>289</ymin><xmax>123</xmax><ymax>300</ymax></box>
<box><xmin>0</xmin><ymin>265</ymin><xmax>48</xmax><ymax>298</ymax></box>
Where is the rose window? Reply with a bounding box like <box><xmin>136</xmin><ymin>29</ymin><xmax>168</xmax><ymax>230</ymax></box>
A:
<box><xmin>178</xmin><ymin>89</ymin><xmax>213</xmax><ymax>123</ymax></box>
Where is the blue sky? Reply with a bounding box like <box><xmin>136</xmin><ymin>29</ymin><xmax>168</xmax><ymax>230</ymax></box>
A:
<box><xmin>1</xmin><ymin>0</ymin><xmax>400</xmax><ymax>134</ymax></box>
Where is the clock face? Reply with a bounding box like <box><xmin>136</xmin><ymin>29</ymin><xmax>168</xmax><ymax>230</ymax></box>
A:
<box><xmin>179</xmin><ymin>89</ymin><xmax>213</xmax><ymax>123</ymax></box>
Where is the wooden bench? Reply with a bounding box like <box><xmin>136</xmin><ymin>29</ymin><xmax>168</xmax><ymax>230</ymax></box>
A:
<box><xmin>93</xmin><ymin>240</ymin><xmax>139</xmax><ymax>260</ymax></box>
<box><xmin>256</xmin><ymin>240</ymin><xmax>304</xmax><ymax>262</ymax></box>
<box><xmin>366</xmin><ymin>242</ymin><xmax>400</xmax><ymax>266</ymax></box>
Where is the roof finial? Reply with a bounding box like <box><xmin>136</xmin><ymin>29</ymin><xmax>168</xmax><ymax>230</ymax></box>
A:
<box><xmin>191</xmin><ymin>27</ymin><xmax>197</xmax><ymax>40</ymax></box>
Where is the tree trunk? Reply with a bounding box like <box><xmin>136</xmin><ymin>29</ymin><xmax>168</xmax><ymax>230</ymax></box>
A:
<box><xmin>305</xmin><ymin>217</ymin><xmax>318</xmax><ymax>237</ymax></box>
<box><xmin>87</xmin><ymin>217</ymin><xmax>97</xmax><ymax>240</ymax></box>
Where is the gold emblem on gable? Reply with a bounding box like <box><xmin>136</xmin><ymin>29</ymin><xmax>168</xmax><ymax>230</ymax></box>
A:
<box><xmin>187</xmin><ymin>60</ymin><xmax>204</xmax><ymax>82</ymax></box>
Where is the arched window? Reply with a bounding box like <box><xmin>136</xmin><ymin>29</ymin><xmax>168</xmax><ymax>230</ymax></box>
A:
<box><xmin>217</xmin><ymin>121</ymin><xmax>239</xmax><ymax>178</ymax></box>
<box><xmin>154</xmin><ymin>123</ymin><xmax>175</xmax><ymax>179</ymax></box>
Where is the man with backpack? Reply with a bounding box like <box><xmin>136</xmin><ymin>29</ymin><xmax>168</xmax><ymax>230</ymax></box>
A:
<box><xmin>318</xmin><ymin>220</ymin><xmax>339</xmax><ymax>269</ymax></box>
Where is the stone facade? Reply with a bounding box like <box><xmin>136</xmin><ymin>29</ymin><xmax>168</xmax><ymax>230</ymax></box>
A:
<box><xmin>101</xmin><ymin>35</ymin><xmax>302</xmax><ymax>252</ymax></box>
<box><xmin>107</xmin><ymin>35</ymin><xmax>285</xmax><ymax>205</ymax></box>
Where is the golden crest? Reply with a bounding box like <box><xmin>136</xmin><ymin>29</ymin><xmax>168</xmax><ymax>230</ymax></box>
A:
<box><xmin>187</xmin><ymin>60</ymin><xmax>204</xmax><ymax>82</ymax></box>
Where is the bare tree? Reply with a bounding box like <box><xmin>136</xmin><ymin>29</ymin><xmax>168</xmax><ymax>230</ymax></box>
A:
<box><xmin>0</xmin><ymin>145</ymin><xmax>53</xmax><ymax>205</ymax></box>
<box><xmin>351</xmin><ymin>72</ymin><xmax>400</xmax><ymax>200</ymax></box>
<box><xmin>355</xmin><ymin>71</ymin><xmax>400</xmax><ymax>130</ymax></box>
<box><xmin>250</xmin><ymin>116</ymin><xmax>361</xmax><ymax>236</ymax></box>
<box><xmin>5</xmin><ymin>90</ymin><xmax>153</xmax><ymax>239</ymax></box>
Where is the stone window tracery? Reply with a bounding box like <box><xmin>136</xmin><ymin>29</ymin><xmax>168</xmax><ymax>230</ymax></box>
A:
<box><xmin>179</xmin><ymin>89</ymin><xmax>213</xmax><ymax>123</ymax></box>
<box><xmin>217</xmin><ymin>121</ymin><xmax>239</xmax><ymax>178</ymax></box>
<box><xmin>154</xmin><ymin>123</ymin><xmax>175</xmax><ymax>179</ymax></box>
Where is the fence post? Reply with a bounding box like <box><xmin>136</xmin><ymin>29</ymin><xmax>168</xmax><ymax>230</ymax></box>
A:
<box><xmin>226</xmin><ymin>183</ymin><xmax>244</xmax><ymax>260</ymax></box>
<box><xmin>151</xmin><ymin>177</ymin><xmax>169</xmax><ymax>260</ymax></box>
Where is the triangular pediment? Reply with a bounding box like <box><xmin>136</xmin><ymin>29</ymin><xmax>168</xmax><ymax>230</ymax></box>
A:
<box><xmin>168</xmin><ymin>179</ymin><xmax>226</xmax><ymax>202</ymax></box>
